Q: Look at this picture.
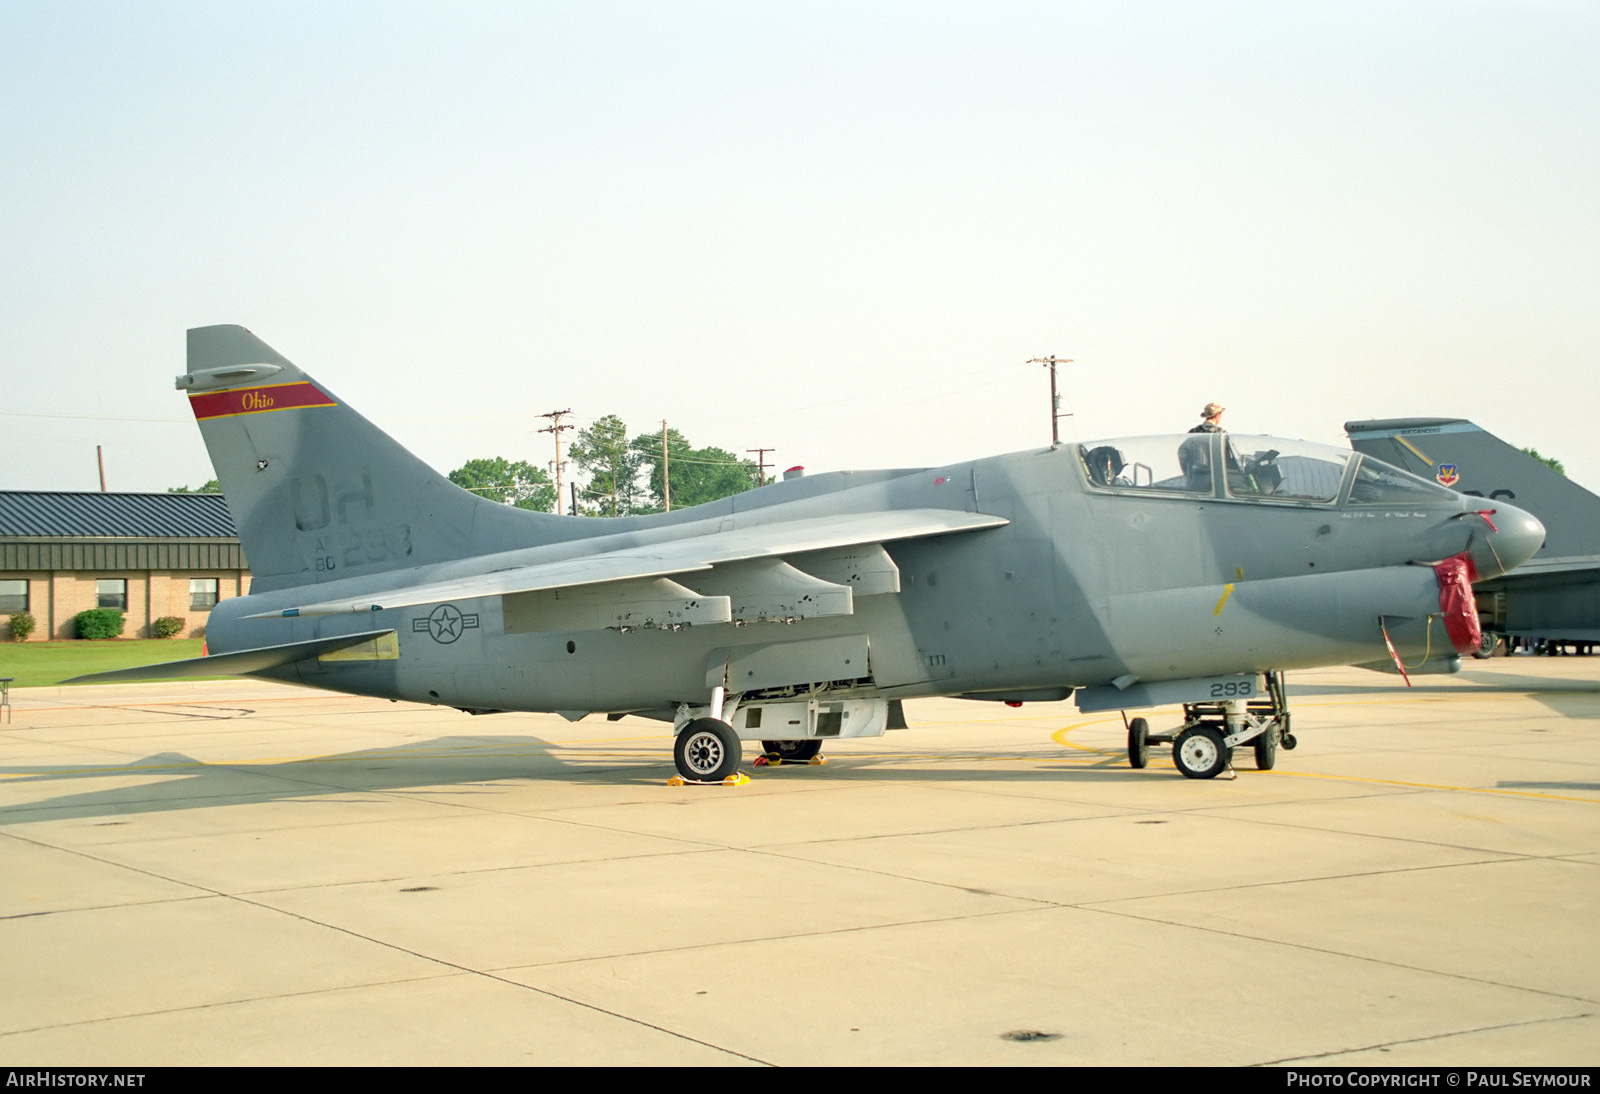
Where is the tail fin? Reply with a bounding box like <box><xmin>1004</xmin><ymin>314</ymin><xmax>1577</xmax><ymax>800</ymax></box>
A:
<box><xmin>182</xmin><ymin>325</ymin><xmax>560</xmax><ymax>591</ymax></box>
<box><xmin>1346</xmin><ymin>417</ymin><xmax>1597</xmax><ymax>563</ymax></box>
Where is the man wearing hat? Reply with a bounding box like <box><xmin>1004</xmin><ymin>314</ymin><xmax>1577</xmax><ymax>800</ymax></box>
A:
<box><xmin>1190</xmin><ymin>402</ymin><xmax>1225</xmax><ymax>434</ymax></box>
<box><xmin>1179</xmin><ymin>401</ymin><xmax>1233</xmax><ymax>490</ymax></box>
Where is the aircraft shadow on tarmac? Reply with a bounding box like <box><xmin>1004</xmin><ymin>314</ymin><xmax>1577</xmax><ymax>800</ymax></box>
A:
<box><xmin>0</xmin><ymin>735</ymin><xmax>661</xmax><ymax>825</ymax></box>
<box><xmin>0</xmin><ymin>729</ymin><xmax>1195</xmax><ymax>825</ymax></box>
<box><xmin>8</xmin><ymin>669</ymin><xmax>1598</xmax><ymax>824</ymax></box>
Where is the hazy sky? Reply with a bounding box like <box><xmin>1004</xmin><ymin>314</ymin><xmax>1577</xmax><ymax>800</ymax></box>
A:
<box><xmin>3</xmin><ymin>0</ymin><xmax>1596</xmax><ymax>497</ymax></box>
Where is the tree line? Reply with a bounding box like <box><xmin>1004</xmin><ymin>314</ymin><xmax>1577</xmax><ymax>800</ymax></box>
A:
<box><xmin>446</xmin><ymin>415</ymin><xmax>763</xmax><ymax>516</ymax></box>
<box><xmin>166</xmin><ymin>419</ymin><xmax>766</xmax><ymax>516</ymax></box>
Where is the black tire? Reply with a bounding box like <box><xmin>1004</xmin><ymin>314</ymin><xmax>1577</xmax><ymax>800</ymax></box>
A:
<box><xmin>762</xmin><ymin>739</ymin><xmax>821</xmax><ymax>763</ymax></box>
<box><xmin>1173</xmin><ymin>725</ymin><xmax>1230</xmax><ymax>780</ymax></box>
<box><xmin>675</xmin><ymin>718</ymin><xmax>741</xmax><ymax>781</ymax></box>
<box><xmin>1127</xmin><ymin>717</ymin><xmax>1150</xmax><ymax>769</ymax></box>
<box><xmin>1473</xmin><ymin>631</ymin><xmax>1501</xmax><ymax>660</ymax></box>
<box><xmin>1254</xmin><ymin>725</ymin><xmax>1278</xmax><ymax>771</ymax></box>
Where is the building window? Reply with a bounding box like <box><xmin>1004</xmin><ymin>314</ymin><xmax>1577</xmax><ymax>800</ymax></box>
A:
<box><xmin>96</xmin><ymin>579</ymin><xmax>127</xmax><ymax>610</ymax></box>
<box><xmin>190</xmin><ymin>578</ymin><xmax>219</xmax><ymax>611</ymax></box>
<box><xmin>0</xmin><ymin>579</ymin><xmax>27</xmax><ymax>614</ymax></box>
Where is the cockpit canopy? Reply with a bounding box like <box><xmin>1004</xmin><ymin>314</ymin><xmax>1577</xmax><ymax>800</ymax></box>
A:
<box><xmin>1077</xmin><ymin>433</ymin><xmax>1459</xmax><ymax>506</ymax></box>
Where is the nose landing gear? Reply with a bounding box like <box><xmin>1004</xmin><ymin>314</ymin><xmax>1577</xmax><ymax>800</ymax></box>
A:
<box><xmin>1125</xmin><ymin>671</ymin><xmax>1292</xmax><ymax>780</ymax></box>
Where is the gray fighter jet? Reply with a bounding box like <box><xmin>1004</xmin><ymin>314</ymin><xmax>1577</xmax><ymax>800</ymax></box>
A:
<box><xmin>73</xmin><ymin>327</ymin><xmax>1546</xmax><ymax>781</ymax></box>
<box><xmin>1347</xmin><ymin>418</ymin><xmax>1596</xmax><ymax>652</ymax></box>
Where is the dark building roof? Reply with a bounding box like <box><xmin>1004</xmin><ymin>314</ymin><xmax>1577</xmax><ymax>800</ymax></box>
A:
<box><xmin>0</xmin><ymin>491</ymin><xmax>238</xmax><ymax>538</ymax></box>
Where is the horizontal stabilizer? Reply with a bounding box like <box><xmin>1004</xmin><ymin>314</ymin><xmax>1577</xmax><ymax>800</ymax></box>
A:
<box><xmin>246</xmin><ymin>509</ymin><xmax>1007</xmax><ymax>620</ymax></box>
<box><xmin>65</xmin><ymin>630</ymin><xmax>397</xmax><ymax>685</ymax></box>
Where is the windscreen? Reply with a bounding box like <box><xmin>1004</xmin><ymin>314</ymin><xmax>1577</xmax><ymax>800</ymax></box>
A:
<box><xmin>1347</xmin><ymin>455</ymin><xmax>1461</xmax><ymax>504</ymax></box>
<box><xmin>1079</xmin><ymin>433</ymin><xmax>1353</xmax><ymax>502</ymax></box>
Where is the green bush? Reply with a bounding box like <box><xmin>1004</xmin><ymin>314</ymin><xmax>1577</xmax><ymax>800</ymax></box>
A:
<box><xmin>7</xmin><ymin>612</ymin><xmax>35</xmax><ymax>641</ymax></box>
<box><xmin>150</xmin><ymin>615</ymin><xmax>185</xmax><ymax>639</ymax></box>
<box><xmin>75</xmin><ymin>608</ymin><xmax>126</xmax><ymax>640</ymax></box>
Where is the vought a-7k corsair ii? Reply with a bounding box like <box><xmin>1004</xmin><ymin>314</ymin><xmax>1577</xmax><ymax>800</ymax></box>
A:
<box><xmin>76</xmin><ymin>327</ymin><xmax>1546</xmax><ymax>781</ymax></box>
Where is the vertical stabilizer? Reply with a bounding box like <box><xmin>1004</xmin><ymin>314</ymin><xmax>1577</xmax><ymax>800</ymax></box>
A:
<box><xmin>180</xmin><ymin>325</ymin><xmax>558</xmax><ymax>591</ymax></box>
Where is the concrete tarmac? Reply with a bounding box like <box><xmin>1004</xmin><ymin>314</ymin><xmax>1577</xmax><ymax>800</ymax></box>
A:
<box><xmin>2</xmin><ymin>657</ymin><xmax>1597</xmax><ymax>1066</ymax></box>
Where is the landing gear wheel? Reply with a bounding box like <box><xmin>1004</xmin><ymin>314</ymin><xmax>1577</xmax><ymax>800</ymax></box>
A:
<box><xmin>1173</xmin><ymin>725</ymin><xmax>1231</xmax><ymax>780</ymax></box>
<box><xmin>762</xmin><ymin>739</ymin><xmax>820</xmax><ymax>763</ymax></box>
<box><xmin>675</xmin><ymin>718</ymin><xmax>741</xmax><ymax>781</ymax></box>
<box><xmin>1253</xmin><ymin>725</ymin><xmax>1279</xmax><ymax>771</ymax></box>
<box><xmin>1127</xmin><ymin>717</ymin><xmax>1150</xmax><ymax>769</ymax></box>
<box><xmin>1282</xmin><ymin>732</ymin><xmax>1298</xmax><ymax>751</ymax></box>
<box><xmin>1473</xmin><ymin>631</ymin><xmax>1502</xmax><ymax>660</ymax></box>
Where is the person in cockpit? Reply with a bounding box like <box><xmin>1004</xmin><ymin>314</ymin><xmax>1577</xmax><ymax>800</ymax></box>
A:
<box><xmin>1179</xmin><ymin>402</ymin><xmax>1251</xmax><ymax>491</ymax></box>
<box><xmin>1178</xmin><ymin>403</ymin><xmax>1225</xmax><ymax>489</ymax></box>
<box><xmin>1190</xmin><ymin>402</ymin><xmax>1225</xmax><ymax>434</ymax></box>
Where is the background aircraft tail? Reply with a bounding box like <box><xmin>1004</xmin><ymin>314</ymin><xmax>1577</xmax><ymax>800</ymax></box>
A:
<box><xmin>1346</xmin><ymin>418</ymin><xmax>1594</xmax><ymax>563</ymax></box>
<box><xmin>1348</xmin><ymin>417</ymin><xmax>1600</xmax><ymax>643</ymax></box>
<box><xmin>182</xmin><ymin>325</ymin><xmax>565</xmax><ymax>592</ymax></box>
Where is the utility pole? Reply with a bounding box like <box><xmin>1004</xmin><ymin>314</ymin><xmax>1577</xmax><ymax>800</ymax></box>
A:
<box><xmin>662</xmin><ymin>420</ymin><xmax>671</xmax><ymax>512</ymax></box>
<box><xmin>747</xmin><ymin>448</ymin><xmax>774</xmax><ymax>488</ymax></box>
<box><xmin>1026</xmin><ymin>356</ymin><xmax>1073</xmax><ymax>447</ymax></box>
<box><xmin>539</xmin><ymin>409</ymin><xmax>573</xmax><ymax>515</ymax></box>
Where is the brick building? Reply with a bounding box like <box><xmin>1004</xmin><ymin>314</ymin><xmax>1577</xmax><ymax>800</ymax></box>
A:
<box><xmin>0</xmin><ymin>491</ymin><xmax>250</xmax><ymax>640</ymax></box>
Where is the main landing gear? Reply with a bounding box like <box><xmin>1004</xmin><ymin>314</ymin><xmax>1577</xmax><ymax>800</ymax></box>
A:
<box><xmin>758</xmin><ymin>739</ymin><xmax>822</xmax><ymax>765</ymax></box>
<box><xmin>671</xmin><ymin>724</ymin><xmax>827</xmax><ymax>780</ymax></box>
<box><xmin>1126</xmin><ymin>671</ymin><xmax>1296</xmax><ymax>780</ymax></box>
<box><xmin>673</xmin><ymin>718</ymin><xmax>742</xmax><ymax>782</ymax></box>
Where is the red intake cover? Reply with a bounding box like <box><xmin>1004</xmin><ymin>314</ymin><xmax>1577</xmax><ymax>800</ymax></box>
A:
<box><xmin>1433</xmin><ymin>552</ymin><xmax>1482</xmax><ymax>655</ymax></box>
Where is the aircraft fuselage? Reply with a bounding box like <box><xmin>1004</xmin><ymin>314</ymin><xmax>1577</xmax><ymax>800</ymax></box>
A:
<box><xmin>205</xmin><ymin>431</ymin><xmax>1541</xmax><ymax>717</ymax></box>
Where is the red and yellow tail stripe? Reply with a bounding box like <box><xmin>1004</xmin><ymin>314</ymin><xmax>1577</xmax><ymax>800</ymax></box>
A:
<box><xmin>189</xmin><ymin>382</ymin><xmax>336</xmax><ymax>420</ymax></box>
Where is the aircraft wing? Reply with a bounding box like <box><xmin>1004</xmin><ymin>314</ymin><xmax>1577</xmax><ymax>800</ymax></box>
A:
<box><xmin>247</xmin><ymin>509</ymin><xmax>1009</xmax><ymax>619</ymax></box>
<box><xmin>65</xmin><ymin>630</ymin><xmax>397</xmax><ymax>685</ymax></box>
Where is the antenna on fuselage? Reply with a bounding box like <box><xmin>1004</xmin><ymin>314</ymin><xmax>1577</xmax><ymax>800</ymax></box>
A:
<box><xmin>1027</xmin><ymin>356</ymin><xmax>1073</xmax><ymax>448</ymax></box>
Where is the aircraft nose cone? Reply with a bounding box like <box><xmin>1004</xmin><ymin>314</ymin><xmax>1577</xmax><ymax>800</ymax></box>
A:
<box><xmin>1472</xmin><ymin>502</ymin><xmax>1545</xmax><ymax>580</ymax></box>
